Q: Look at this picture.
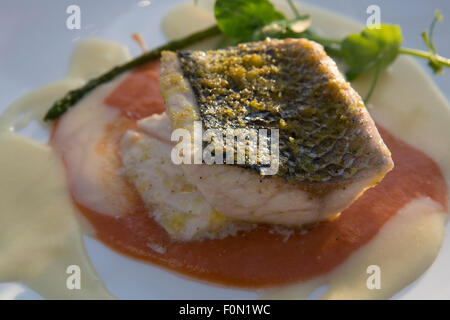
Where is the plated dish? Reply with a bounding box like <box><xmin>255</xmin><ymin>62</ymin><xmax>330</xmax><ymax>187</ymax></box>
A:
<box><xmin>0</xmin><ymin>0</ymin><xmax>449</xmax><ymax>299</ymax></box>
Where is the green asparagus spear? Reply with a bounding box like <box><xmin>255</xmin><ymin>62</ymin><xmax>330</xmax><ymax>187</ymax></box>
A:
<box><xmin>44</xmin><ymin>25</ymin><xmax>220</xmax><ymax>120</ymax></box>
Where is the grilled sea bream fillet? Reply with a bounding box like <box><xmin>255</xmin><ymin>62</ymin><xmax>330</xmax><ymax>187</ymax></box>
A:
<box><xmin>157</xmin><ymin>38</ymin><xmax>393</xmax><ymax>228</ymax></box>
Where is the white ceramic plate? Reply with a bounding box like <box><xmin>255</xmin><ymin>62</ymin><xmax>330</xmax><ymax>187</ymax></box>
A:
<box><xmin>0</xmin><ymin>0</ymin><xmax>449</xmax><ymax>299</ymax></box>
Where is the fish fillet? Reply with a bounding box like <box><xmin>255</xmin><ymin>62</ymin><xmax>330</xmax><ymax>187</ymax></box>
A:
<box><xmin>158</xmin><ymin>38</ymin><xmax>393</xmax><ymax>227</ymax></box>
<box><xmin>120</xmin><ymin>114</ymin><xmax>253</xmax><ymax>240</ymax></box>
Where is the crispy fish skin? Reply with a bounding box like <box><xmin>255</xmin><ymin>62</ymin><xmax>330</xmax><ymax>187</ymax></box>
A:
<box><xmin>159</xmin><ymin>38</ymin><xmax>394</xmax><ymax>228</ymax></box>
<box><xmin>176</xmin><ymin>38</ymin><xmax>393</xmax><ymax>183</ymax></box>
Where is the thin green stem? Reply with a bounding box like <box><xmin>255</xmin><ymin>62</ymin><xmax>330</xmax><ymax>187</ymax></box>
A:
<box><xmin>399</xmin><ymin>47</ymin><xmax>450</xmax><ymax>67</ymax></box>
<box><xmin>286</xmin><ymin>0</ymin><xmax>301</xmax><ymax>19</ymax></box>
<box><xmin>364</xmin><ymin>66</ymin><xmax>381</xmax><ymax>103</ymax></box>
<box><xmin>427</xmin><ymin>10</ymin><xmax>441</xmax><ymax>53</ymax></box>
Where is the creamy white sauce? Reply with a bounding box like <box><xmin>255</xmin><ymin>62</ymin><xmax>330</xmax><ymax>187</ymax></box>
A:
<box><xmin>0</xmin><ymin>38</ymin><xmax>131</xmax><ymax>299</ymax></box>
<box><xmin>161</xmin><ymin>0</ymin><xmax>221</xmax><ymax>50</ymax></box>
<box><xmin>0</xmin><ymin>39</ymin><xmax>130</xmax><ymax>135</ymax></box>
<box><xmin>0</xmin><ymin>0</ymin><xmax>448</xmax><ymax>299</ymax></box>
<box><xmin>0</xmin><ymin>133</ymin><xmax>113</xmax><ymax>299</ymax></box>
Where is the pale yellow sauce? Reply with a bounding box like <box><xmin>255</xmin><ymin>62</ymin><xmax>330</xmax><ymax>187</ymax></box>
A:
<box><xmin>0</xmin><ymin>39</ymin><xmax>131</xmax><ymax>299</ymax></box>
<box><xmin>0</xmin><ymin>133</ymin><xmax>113</xmax><ymax>299</ymax></box>
<box><xmin>0</xmin><ymin>0</ymin><xmax>448</xmax><ymax>299</ymax></box>
<box><xmin>161</xmin><ymin>0</ymin><xmax>221</xmax><ymax>50</ymax></box>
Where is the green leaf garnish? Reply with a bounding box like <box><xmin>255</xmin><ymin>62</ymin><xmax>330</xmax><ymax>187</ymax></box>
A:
<box><xmin>214</xmin><ymin>0</ymin><xmax>285</xmax><ymax>39</ymax></box>
<box><xmin>340</xmin><ymin>24</ymin><xmax>402</xmax><ymax>81</ymax></box>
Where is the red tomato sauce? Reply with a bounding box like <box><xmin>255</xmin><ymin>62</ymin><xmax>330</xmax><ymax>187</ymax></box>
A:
<box><xmin>104</xmin><ymin>60</ymin><xmax>165</xmax><ymax>120</ymax></box>
<box><xmin>54</xmin><ymin>61</ymin><xmax>448</xmax><ymax>288</ymax></box>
